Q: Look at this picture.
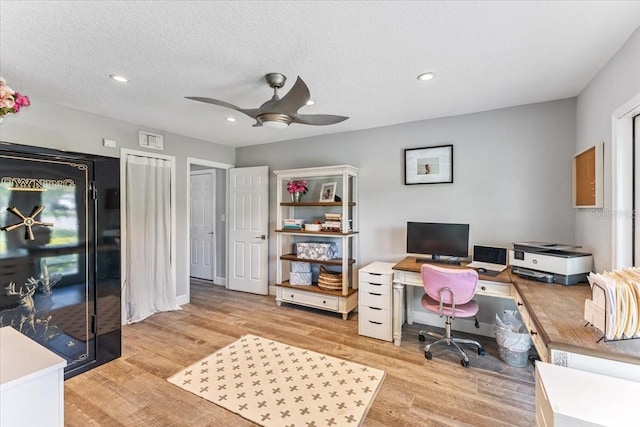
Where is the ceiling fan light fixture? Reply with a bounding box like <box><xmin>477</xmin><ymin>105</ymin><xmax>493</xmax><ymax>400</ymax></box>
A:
<box><xmin>225</xmin><ymin>116</ymin><xmax>236</xmax><ymax>122</ymax></box>
<box><xmin>306</xmin><ymin>99</ymin><xmax>315</xmax><ymax>106</ymax></box>
<box><xmin>262</xmin><ymin>120</ymin><xmax>289</xmax><ymax>129</ymax></box>
<box><xmin>258</xmin><ymin>113</ymin><xmax>292</xmax><ymax>129</ymax></box>
<box><xmin>417</xmin><ymin>72</ymin><xmax>435</xmax><ymax>81</ymax></box>
<box><xmin>187</xmin><ymin>73</ymin><xmax>348</xmax><ymax>128</ymax></box>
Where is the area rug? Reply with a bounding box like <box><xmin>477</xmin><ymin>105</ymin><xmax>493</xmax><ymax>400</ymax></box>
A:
<box><xmin>168</xmin><ymin>334</ymin><xmax>386</xmax><ymax>427</ymax></box>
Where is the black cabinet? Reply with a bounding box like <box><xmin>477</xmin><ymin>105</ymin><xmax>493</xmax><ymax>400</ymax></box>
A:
<box><xmin>0</xmin><ymin>142</ymin><xmax>121</xmax><ymax>378</ymax></box>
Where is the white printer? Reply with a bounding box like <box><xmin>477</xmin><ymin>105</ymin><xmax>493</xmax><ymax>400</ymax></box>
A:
<box><xmin>509</xmin><ymin>242</ymin><xmax>593</xmax><ymax>285</ymax></box>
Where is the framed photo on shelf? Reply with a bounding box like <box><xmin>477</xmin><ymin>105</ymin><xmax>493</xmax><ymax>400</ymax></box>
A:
<box><xmin>404</xmin><ymin>144</ymin><xmax>453</xmax><ymax>185</ymax></box>
<box><xmin>319</xmin><ymin>182</ymin><xmax>337</xmax><ymax>202</ymax></box>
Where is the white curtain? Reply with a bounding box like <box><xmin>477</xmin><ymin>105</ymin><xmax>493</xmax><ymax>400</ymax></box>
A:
<box><xmin>125</xmin><ymin>155</ymin><xmax>180</xmax><ymax>323</ymax></box>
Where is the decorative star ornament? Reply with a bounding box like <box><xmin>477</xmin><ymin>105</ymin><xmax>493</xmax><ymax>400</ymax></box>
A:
<box><xmin>1</xmin><ymin>206</ymin><xmax>54</xmax><ymax>240</ymax></box>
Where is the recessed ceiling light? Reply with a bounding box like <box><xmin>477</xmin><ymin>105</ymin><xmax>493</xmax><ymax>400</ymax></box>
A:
<box><xmin>109</xmin><ymin>74</ymin><xmax>129</xmax><ymax>83</ymax></box>
<box><xmin>225</xmin><ymin>117</ymin><xmax>236</xmax><ymax>122</ymax></box>
<box><xmin>417</xmin><ymin>72</ymin><xmax>435</xmax><ymax>81</ymax></box>
<box><xmin>306</xmin><ymin>99</ymin><xmax>315</xmax><ymax>106</ymax></box>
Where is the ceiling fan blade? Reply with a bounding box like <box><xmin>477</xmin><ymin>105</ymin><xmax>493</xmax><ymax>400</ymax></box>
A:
<box><xmin>292</xmin><ymin>114</ymin><xmax>349</xmax><ymax>126</ymax></box>
<box><xmin>267</xmin><ymin>77</ymin><xmax>310</xmax><ymax>115</ymax></box>
<box><xmin>185</xmin><ymin>96</ymin><xmax>260</xmax><ymax>118</ymax></box>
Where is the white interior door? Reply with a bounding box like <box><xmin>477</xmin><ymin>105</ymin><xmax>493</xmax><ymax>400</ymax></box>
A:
<box><xmin>190</xmin><ymin>171</ymin><xmax>215</xmax><ymax>280</ymax></box>
<box><xmin>228</xmin><ymin>166</ymin><xmax>269</xmax><ymax>295</ymax></box>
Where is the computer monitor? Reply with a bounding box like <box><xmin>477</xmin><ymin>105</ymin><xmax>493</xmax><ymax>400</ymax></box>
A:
<box><xmin>473</xmin><ymin>245</ymin><xmax>507</xmax><ymax>265</ymax></box>
<box><xmin>406</xmin><ymin>222</ymin><xmax>470</xmax><ymax>260</ymax></box>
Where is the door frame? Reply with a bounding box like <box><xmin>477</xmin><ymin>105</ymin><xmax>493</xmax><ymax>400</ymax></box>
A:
<box><xmin>611</xmin><ymin>91</ymin><xmax>640</xmax><ymax>268</ymax></box>
<box><xmin>120</xmin><ymin>149</ymin><xmax>177</xmax><ymax>322</ymax></box>
<box><xmin>186</xmin><ymin>157</ymin><xmax>233</xmax><ymax>303</ymax></box>
<box><xmin>189</xmin><ymin>169</ymin><xmax>217</xmax><ymax>282</ymax></box>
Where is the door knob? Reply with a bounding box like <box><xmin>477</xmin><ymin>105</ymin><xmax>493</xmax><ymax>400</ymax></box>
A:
<box><xmin>208</xmin><ymin>232</ymin><xmax>214</xmax><ymax>235</ymax></box>
<box><xmin>255</xmin><ymin>235</ymin><xmax>266</xmax><ymax>240</ymax></box>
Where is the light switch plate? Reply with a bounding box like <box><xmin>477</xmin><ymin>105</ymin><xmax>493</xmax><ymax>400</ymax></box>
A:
<box><xmin>102</xmin><ymin>138</ymin><xmax>116</xmax><ymax>148</ymax></box>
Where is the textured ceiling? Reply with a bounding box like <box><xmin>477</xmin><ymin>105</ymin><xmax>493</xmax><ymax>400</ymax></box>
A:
<box><xmin>1</xmin><ymin>1</ymin><xmax>640</xmax><ymax>148</ymax></box>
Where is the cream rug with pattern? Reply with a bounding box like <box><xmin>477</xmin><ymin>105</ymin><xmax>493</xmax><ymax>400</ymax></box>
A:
<box><xmin>168</xmin><ymin>334</ymin><xmax>386</xmax><ymax>427</ymax></box>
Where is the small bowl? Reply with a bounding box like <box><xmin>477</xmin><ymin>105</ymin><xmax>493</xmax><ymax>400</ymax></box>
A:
<box><xmin>304</xmin><ymin>224</ymin><xmax>322</xmax><ymax>232</ymax></box>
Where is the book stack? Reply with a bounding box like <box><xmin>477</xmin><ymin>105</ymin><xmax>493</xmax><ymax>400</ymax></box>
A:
<box><xmin>321</xmin><ymin>213</ymin><xmax>351</xmax><ymax>232</ymax></box>
<box><xmin>283</xmin><ymin>219</ymin><xmax>304</xmax><ymax>230</ymax></box>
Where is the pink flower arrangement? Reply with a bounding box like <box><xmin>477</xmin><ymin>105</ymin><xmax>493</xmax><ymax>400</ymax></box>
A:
<box><xmin>0</xmin><ymin>76</ymin><xmax>30</xmax><ymax>117</ymax></box>
<box><xmin>287</xmin><ymin>180</ymin><xmax>308</xmax><ymax>195</ymax></box>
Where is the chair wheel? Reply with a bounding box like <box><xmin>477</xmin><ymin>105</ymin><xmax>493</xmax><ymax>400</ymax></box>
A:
<box><xmin>461</xmin><ymin>359</ymin><xmax>470</xmax><ymax>368</ymax></box>
<box><xmin>478</xmin><ymin>348</ymin><xmax>486</xmax><ymax>356</ymax></box>
<box><xmin>418</xmin><ymin>332</ymin><xmax>426</xmax><ymax>342</ymax></box>
<box><xmin>425</xmin><ymin>351</ymin><xmax>432</xmax><ymax>360</ymax></box>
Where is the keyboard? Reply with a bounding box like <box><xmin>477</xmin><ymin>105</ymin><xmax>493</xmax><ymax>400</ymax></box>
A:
<box><xmin>415</xmin><ymin>258</ymin><xmax>461</xmax><ymax>266</ymax></box>
<box><xmin>465</xmin><ymin>261</ymin><xmax>507</xmax><ymax>272</ymax></box>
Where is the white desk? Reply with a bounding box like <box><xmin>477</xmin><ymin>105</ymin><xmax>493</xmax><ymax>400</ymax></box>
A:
<box><xmin>535</xmin><ymin>362</ymin><xmax>640</xmax><ymax>426</ymax></box>
<box><xmin>0</xmin><ymin>326</ymin><xmax>67</xmax><ymax>427</ymax></box>
<box><xmin>391</xmin><ymin>257</ymin><xmax>513</xmax><ymax>346</ymax></box>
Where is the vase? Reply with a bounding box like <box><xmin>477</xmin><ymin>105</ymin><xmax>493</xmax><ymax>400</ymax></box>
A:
<box><xmin>291</xmin><ymin>192</ymin><xmax>303</xmax><ymax>203</ymax></box>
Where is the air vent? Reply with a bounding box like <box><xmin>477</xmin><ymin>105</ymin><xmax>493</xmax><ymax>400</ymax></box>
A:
<box><xmin>139</xmin><ymin>131</ymin><xmax>164</xmax><ymax>150</ymax></box>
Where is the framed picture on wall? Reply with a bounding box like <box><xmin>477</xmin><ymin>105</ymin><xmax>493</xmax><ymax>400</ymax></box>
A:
<box><xmin>404</xmin><ymin>144</ymin><xmax>453</xmax><ymax>185</ymax></box>
<box><xmin>572</xmin><ymin>142</ymin><xmax>603</xmax><ymax>208</ymax></box>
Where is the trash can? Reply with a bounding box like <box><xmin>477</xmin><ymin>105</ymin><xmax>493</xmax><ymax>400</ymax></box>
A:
<box><xmin>494</xmin><ymin>310</ymin><xmax>532</xmax><ymax>367</ymax></box>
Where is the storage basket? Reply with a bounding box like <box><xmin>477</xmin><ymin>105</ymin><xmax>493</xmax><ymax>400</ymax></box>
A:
<box><xmin>317</xmin><ymin>266</ymin><xmax>343</xmax><ymax>290</ymax></box>
<box><xmin>296</xmin><ymin>242</ymin><xmax>338</xmax><ymax>261</ymax></box>
<box><xmin>291</xmin><ymin>261</ymin><xmax>311</xmax><ymax>273</ymax></box>
<box><xmin>290</xmin><ymin>272</ymin><xmax>312</xmax><ymax>286</ymax></box>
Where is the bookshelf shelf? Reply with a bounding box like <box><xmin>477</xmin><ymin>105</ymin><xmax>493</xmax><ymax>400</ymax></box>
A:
<box><xmin>273</xmin><ymin>165</ymin><xmax>359</xmax><ymax>320</ymax></box>
<box><xmin>279</xmin><ymin>253</ymin><xmax>356</xmax><ymax>266</ymax></box>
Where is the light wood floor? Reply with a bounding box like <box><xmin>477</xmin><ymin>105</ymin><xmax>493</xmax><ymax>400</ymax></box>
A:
<box><xmin>64</xmin><ymin>282</ymin><xmax>536</xmax><ymax>426</ymax></box>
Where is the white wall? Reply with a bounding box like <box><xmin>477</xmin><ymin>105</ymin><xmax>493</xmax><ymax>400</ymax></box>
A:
<box><xmin>237</xmin><ymin>98</ymin><xmax>577</xmax><ymax>287</ymax></box>
<box><xmin>575</xmin><ymin>26</ymin><xmax>640</xmax><ymax>271</ymax></box>
<box><xmin>0</xmin><ymin>99</ymin><xmax>235</xmax><ymax>301</ymax></box>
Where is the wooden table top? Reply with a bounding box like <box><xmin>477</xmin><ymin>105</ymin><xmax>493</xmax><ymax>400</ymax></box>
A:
<box><xmin>513</xmin><ymin>278</ymin><xmax>640</xmax><ymax>365</ymax></box>
<box><xmin>392</xmin><ymin>256</ymin><xmax>512</xmax><ymax>283</ymax></box>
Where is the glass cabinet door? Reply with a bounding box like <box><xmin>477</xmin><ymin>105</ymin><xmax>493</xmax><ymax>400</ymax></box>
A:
<box><xmin>0</xmin><ymin>151</ymin><xmax>96</xmax><ymax>370</ymax></box>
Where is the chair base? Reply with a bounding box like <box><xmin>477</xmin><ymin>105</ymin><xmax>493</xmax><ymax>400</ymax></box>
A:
<box><xmin>418</xmin><ymin>318</ymin><xmax>485</xmax><ymax>367</ymax></box>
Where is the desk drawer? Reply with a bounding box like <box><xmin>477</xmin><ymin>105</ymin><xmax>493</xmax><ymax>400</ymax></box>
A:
<box><xmin>394</xmin><ymin>270</ymin><xmax>422</xmax><ymax>287</ymax></box>
<box><xmin>359</xmin><ymin>271</ymin><xmax>392</xmax><ymax>286</ymax></box>
<box><xmin>359</xmin><ymin>280</ymin><xmax>391</xmax><ymax>296</ymax></box>
<box><xmin>477</xmin><ymin>280</ymin><xmax>512</xmax><ymax>298</ymax></box>
<box><xmin>280</xmin><ymin>288</ymin><xmax>339</xmax><ymax>311</ymax></box>
<box><xmin>358</xmin><ymin>306</ymin><xmax>392</xmax><ymax>341</ymax></box>
<box><xmin>359</xmin><ymin>289</ymin><xmax>391</xmax><ymax>309</ymax></box>
<box><xmin>514</xmin><ymin>290</ymin><xmax>548</xmax><ymax>363</ymax></box>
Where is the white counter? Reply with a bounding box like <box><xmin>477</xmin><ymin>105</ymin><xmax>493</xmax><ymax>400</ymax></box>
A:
<box><xmin>1</xmin><ymin>326</ymin><xmax>67</xmax><ymax>427</ymax></box>
<box><xmin>536</xmin><ymin>361</ymin><xmax>640</xmax><ymax>426</ymax></box>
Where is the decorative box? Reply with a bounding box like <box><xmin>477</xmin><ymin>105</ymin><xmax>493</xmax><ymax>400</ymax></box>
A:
<box><xmin>296</xmin><ymin>242</ymin><xmax>338</xmax><ymax>261</ymax></box>
<box><xmin>291</xmin><ymin>261</ymin><xmax>311</xmax><ymax>273</ymax></box>
<box><xmin>283</xmin><ymin>219</ymin><xmax>304</xmax><ymax>230</ymax></box>
<box><xmin>290</xmin><ymin>272</ymin><xmax>312</xmax><ymax>286</ymax></box>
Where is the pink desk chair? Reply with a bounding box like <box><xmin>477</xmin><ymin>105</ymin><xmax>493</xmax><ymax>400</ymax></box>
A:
<box><xmin>418</xmin><ymin>263</ymin><xmax>485</xmax><ymax>367</ymax></box>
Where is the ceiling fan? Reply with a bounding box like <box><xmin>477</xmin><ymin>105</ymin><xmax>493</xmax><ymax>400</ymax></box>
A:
<box><xmin>186</xmin><ymin>73</ymin><xmax>349</xmax><ymax>129</ymax></box>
